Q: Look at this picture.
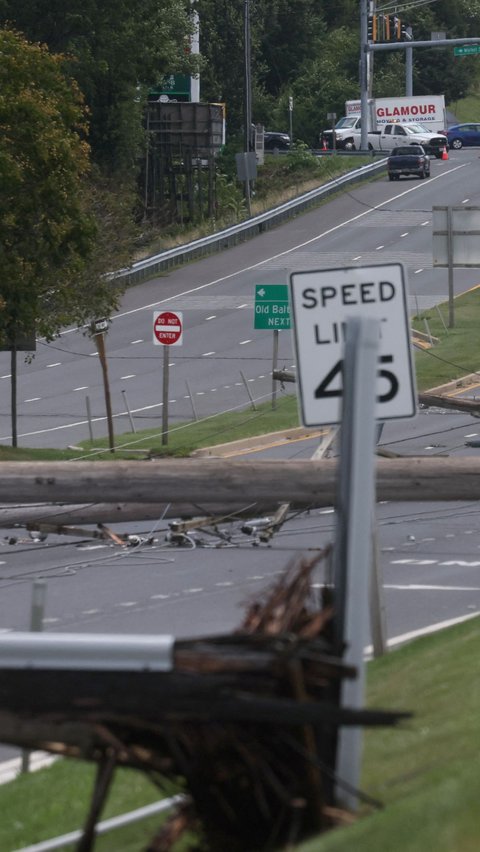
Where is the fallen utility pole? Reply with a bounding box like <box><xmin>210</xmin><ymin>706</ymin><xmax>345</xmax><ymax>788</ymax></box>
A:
<box><xmin>2</xmin><ymin>458</ymin><xmax>480</xmax><ymax>507</ymax></box>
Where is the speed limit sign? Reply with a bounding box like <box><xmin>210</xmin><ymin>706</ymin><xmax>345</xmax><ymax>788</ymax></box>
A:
<box><xmin>289</xmin><ymin>263</ymin><xmax>416</xmax><ymax>426</ymax></box>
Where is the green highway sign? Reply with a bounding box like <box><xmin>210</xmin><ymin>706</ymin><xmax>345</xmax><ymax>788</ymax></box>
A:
<box><xmin>454</xmin><ymin>45</ymin><xmax>480</xmax><ymax>56</ymax></box>
<box><xmin>254</xmin><ymin>284</ymin><xmax>291</xmax><ymax>330</ymax></box>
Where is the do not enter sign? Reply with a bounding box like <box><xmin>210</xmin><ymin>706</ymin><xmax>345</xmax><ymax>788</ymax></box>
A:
<box><xmin>153</xmin><ymin>310</ymin><xmax>183</xmax><ymax>346</ymax></box>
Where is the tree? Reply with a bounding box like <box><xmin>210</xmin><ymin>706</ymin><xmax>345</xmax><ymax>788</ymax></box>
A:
<box><xmin>0</xmin><ymin>29</ymin><xmax>107</xmax><ymax>443</ymax></box>
<box><xmin>0</xmin><ymin>1</ymin><xmax>198</xmax><ymax>175</ymax></box>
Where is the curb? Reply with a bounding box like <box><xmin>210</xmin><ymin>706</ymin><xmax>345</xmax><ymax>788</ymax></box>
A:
<box><xmin>424</xmin><ymin>372</ymin><xmax>480</xmax><ymax>396</ymax></box>
<box><xmin>191</xmin><ymin>426</ymin><xmax>326</xmax><ymax>458</ymax></box>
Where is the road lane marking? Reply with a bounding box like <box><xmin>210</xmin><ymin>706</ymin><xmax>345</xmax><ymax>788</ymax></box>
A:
<box><xmin>385</xmin><ymin>584</ymin><xmax>480</xmax><ymax>591</ymax></box>
<box><xmin>131</xmin><ymin>339</ymin><xmax>143</xmax><ymax>344</ymax></box>
<box><xmin>239</xmin><ymin>339</ymin><xmax>251</xmax><ymax>345</ymax></box>
<box><xmin>54</xmin><ymin>163</ymin><xmax>467</xmax><ymax>333</ymax></box>
<box><xmin>400</xmin><ymin>232</ymin><xmax>408</xmax><ymax>237</ymax></box>
<box><xmin>47</xmin><ymin>362</ymin><xmax>62</xmax><ymax>368</ymax></box>
<box><xmin>206</xmin><ymin>315</ymin><xmax>216</xmax><ymax>320</ymax></box>
<box><xmin>24</xmin><ymin>397</ymin><xmax>41</xmax><ymax>402</ymax></box>
<box><xmin>73</xmin><ymin>386</ymin><xmax>88</xmax><ymax>391</ymax></box>
<box><xmin>120</xmin><ymin>374</ymin><xmax>136</xmax><ymax>379</ymax></box>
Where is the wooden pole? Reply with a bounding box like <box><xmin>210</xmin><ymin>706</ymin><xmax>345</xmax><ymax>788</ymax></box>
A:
<box><xmin>93</xmin><ymin>331</ymin><xmax>115</xmax><ymax>453</ymax></box>
<box><xmin>1</xmin><ymin>457</ymin><xmax>480</xmax><ymax>506</ymax></box>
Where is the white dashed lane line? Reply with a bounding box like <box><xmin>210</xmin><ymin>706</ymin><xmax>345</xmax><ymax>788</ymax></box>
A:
<box><xmin>239</xmin><ymin>339</ymin><xmax>251</xmax><ymax>345</ymax></box>
<box><xmin>202</xmin><ymin>351</ymin><xmax>215</xmax><ymax>356</ymax></box>
<box><xmin>400</xmin><ymin>232</ymin><xmax>408</xmax><ymax>237</ymax></box>
<box><xmin>73</xmin><ymin>386</ymin><xmax>88</xmax><ymax>391</ymax></box>
<box><xmin>47</xmin><ymin>362</ymin><xmax>62</xmax><ymax>368</ymax></box>
<box><xmin>131</xmin><ymin>339</ymin><xmax>143</xmax><ymax>344</ymax></box>
<box><xmin>421</xmin><ymin>221</ymin><xmax>429</xmax><ymax>226</ymax></box>
<box><xmin>205</xmin><ymin>315</ymin><xmax>216</xmax><ymax>320</ymax></box>
<box><xmin>376</xmin><ymin>245</ymin><xmax>384</xmax><ymax>250</ymax></box>
<box><xmin>24</xmin><ymin>397</ymin><xmax>41</xmax><ymax>403</ymax></box>
<box><xmin>121</xmin><ymin>374</ymin><xmax>136</xmax><ymax>380</ymax></box>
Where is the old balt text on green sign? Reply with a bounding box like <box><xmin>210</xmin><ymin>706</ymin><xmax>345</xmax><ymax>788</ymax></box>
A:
<box><xmin>254</xmin><ymin>284</ymin><xmax>291</xmax><ymax>330</ymax></box>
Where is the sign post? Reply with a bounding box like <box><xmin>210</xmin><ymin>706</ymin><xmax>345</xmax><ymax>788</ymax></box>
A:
<box><xmin>153</xmin><ymin>311</ymin><xmax>183</xmax><ymax>445</ymax></box>
<box><xmin>254</xmin><ymin>285</ymin><xmax>291</xmax><ymax>407</ymax></box>
<box><xmin>289</xmin><ymin>264</ymin><xmax>416</xmax><ymax>810</ymax></box>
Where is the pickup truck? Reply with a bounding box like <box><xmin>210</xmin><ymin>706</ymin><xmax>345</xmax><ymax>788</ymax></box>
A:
<box><xmin>387</xmin><ymin>145</ymin><xmax>430</xmax><ymax>180</ymax></box>
<box><xmin>353</xmin><ymin>122</ymin><xmax>448</xmax><ymax>158</ymax></box>
<box><xmin>321</xmin><ymin>116</ymin><xmax>361</xmax><ymax>150</ymax></box>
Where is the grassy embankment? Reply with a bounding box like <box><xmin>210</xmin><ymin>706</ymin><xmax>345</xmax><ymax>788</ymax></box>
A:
<box><xmin>0</xmin><ymin>616</ymin><xmax>477</xmax><ymax>851</ymax></box>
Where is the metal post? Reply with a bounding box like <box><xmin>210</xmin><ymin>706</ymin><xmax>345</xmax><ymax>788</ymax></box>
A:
<box><xmin>333</xmin><ymin>316</ymin><xmax>379</xmax><ymax>810</ymax></box>
<box><xmin>435</xmin><ymin>303</ymin><xmax>448</xmax><ymax>334</ymax></box>
<box><xmin>85</xmin><ymin>395</ymin><xmax>94</xmax><ymax>442</ymax></box>
<box><xmin>405</xmin><ymin>46</ymin><xmax>413</xmax><ymax>96</ymax></box>
<box><xmin>272</xmin><ymin>329</ymin><xmax>279</xmax><ymax>410</ymax></box>
<box><xmin>10</xmin><ymin>342</ymin><xmax>17</xmax><ymax>448</ymax></box>
<box><xmin>447</xmin><ymin>205</ymin><xmax>455</xmax><ymax>328</ymax></box>
<box><xmin>289</xmin><ymin>95</ymin><xmax>293</xmax><ymax>142</ymax></box>
<box><xmin>244</xmin><ymin>0</ymin><xmax>252</xmax><ymax>212</ymax></box>
<box><xmin>370</xmin><ymin>527</ymin><xmax>387</xmax><ymax>658</ymax></box>
<box><xmin>121</xmin><ymin>390</ymin><xmax>136</xmax><ymax>434</ymax></box>
<box><xmin>360</xmin><ymin>0</ymin><xmax>369</xmax><ymax>151</ymax></box>
<box><xmin>240</xmin><ymin>370</ymin><xmax>257</xmax><ymax>411</ymax></box>
<box><xmin>185</xmin><ymin>381</ymin><xmax>198</xmax><ymax>421</ymax></box>
<box><xmin>162</xmin><ymin>345</ymin><xmax>169</xmax><ymax>445</ymax></box>
<box><xmin>423</xmin><ymin>318</ymin><xmax>434</xmax><ymax>347</ymax></box>
<box><xmin>21</xmin><ymin>579</ymin><xmax>46</xmax><ymax>773</ymax></box>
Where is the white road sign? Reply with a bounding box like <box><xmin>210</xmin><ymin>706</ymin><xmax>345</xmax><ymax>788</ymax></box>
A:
<box><xmin>289</xmin><ymin>264</ymin><xmax>416</xmax><ymax>426</ymax></box>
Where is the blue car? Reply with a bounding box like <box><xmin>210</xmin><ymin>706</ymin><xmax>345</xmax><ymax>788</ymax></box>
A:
<box><xmin>446</xmin><ymin>123</ymin><xmax>480</xmax><ymax>149</ymax></box>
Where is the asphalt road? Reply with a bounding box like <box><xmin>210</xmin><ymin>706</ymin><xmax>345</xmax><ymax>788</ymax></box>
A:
<box><xmin>2</xmin><ymin>148</ymin><xmax>480</xmax><ymax>764</ymax></box>
<box><xmin>1</xmin><ymin>148</ymin><xmax>479</xmax><ymax>449</ymax></box>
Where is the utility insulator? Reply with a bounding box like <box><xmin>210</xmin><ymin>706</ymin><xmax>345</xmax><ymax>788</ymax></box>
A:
<box><xmin>392</xmin><ymin>15</ymin><xmax>401</xmax><ymax>41</ymax></box>
<box><xmin>384</xmin><ymin>14</ymin><xmax>390</xmax><ymax>41</ymax></box>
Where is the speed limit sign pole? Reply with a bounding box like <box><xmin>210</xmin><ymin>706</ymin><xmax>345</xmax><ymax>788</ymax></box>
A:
<box><xmin>153</xmin><ymin>310</ymin><xmax>183</xmax><ymax>445</ymax></box>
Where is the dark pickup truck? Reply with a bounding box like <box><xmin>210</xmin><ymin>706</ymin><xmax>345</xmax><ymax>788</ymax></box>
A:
<box><xmin>387</xmin><ymin>145</ymin><xmax>430</xmax><ymax>180</ymax></box>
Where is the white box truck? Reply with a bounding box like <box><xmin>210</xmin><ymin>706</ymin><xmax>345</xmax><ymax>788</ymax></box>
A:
<box><xmin>321</xmin><ymin>95</ymin><xmax>446</xmax><ymax>150</ymax></box>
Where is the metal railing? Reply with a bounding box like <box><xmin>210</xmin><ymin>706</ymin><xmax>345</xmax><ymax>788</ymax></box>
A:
<box><xmin>117</xmin><ymin>159</ymin><xmax>386</xmax><ymax>286</ymax></box>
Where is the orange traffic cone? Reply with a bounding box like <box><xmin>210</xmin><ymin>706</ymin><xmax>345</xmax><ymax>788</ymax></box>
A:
<box><xmin>441</xmin><ymin>147</ymin><xmax>449</xmax><ymax>161</ymax></box>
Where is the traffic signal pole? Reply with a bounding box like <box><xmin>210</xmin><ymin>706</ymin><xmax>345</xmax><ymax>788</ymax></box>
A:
<box><xmin>360</xmin><ymin>0</ymin><xmax>369</xmax><ymax>152</ymax></box>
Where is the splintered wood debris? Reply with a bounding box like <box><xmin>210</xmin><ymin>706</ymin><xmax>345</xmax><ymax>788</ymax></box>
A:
<box><xmin>0</xmin><ymin>554</ymin><xmax>410</xmax><ymax>851</ymax></box>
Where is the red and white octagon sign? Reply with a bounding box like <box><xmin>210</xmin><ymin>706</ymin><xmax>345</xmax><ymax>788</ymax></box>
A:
<box><xmin>153</xmin><ymin>310</ymin><xmax>183</xmax><ymax>346</ymax></box>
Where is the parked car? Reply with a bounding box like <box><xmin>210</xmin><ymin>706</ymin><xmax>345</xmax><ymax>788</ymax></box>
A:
<box><xmin>446</xmin><ymin>123</ymin><xmax>480</xmax><ymax>149</ymax></box>
<box><xmin>387</xmin><ymin>145</ymin><xmax>430</xmax><ymax>180</ymax></box>
<box><xmin>263</xmin><ymin>131</ymin><xmax>291</xmax><ymax>151</ymax></box>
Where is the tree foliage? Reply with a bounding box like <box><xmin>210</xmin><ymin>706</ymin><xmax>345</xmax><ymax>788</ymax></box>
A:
<box><xmin>0</xmin><ymin>29</ymin><xmax>122</xmax><ymax>345</ymax></box>
<box><xmin>0</xmin><ymin>0</ymin><xmax>197</xmax><ymax>174</ymax></box>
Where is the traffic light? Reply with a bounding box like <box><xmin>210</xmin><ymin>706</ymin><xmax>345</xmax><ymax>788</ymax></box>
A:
<box><xmin>367</xmin><ymin>14</ymin><xmax>377</xmax><ymax>43</ymax></box>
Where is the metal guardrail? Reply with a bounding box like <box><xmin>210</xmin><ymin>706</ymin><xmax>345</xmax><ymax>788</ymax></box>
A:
<box><xmin>118</xmin><ymin>159</ymin><xmax>387</xmax><ymax>286</ymax></box>
<box><xmin>14</xmin><ymin>796</ymin><xmax>184</xmax><ymax>852</ymax></box>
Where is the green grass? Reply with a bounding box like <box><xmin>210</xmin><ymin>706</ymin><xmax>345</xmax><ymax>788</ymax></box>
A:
<box><xmin>0</xmin><ymin>617</ymin><xmax>477</xmax><ymax>851</ymax></box>
<box><xmin>296</xmin><ymin>616</ymin><xmax>480</xmax><ymax>852</ymax></box>
<box><xmin>448</xmin><ymin>91</ymin><xmax>480</xmax><ymax>124</ymax></box>
<box><xmin>412</xmin><ymin>287</ymin><xmax>480</xmax><ymax>391</ymax></box>
<box><xmin>45</xmin><ymin>393</ymin><xmax>301</xmax><ymax>459</ymax></box>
